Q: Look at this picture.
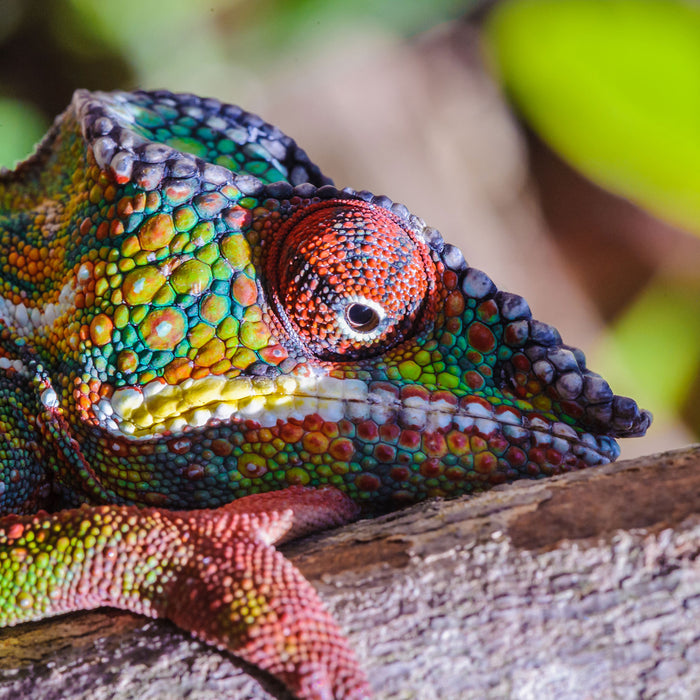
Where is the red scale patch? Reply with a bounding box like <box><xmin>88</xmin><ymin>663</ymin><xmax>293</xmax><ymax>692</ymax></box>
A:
<box><xmin>379</xmin><ymin>423</ymin><xmax>400</xmax><ymax>442</ymax></box>
<box><xmin>422</xmin><ymin>433</ymin><xmax>447</xmax><ymax>459</ymax></box>
<box><xmin>279</xmin><ymin>423</ymin><xmax>304</xmax><ymax>444</ymax></box>
<box><xmin>467</xmin><ymin>322</ymin><xmax>496</xmax><ymax>354</ymax></box>
<box><xmin>400</xmin><ymin>384</ymin><xmax>430</xmax><ymax>402</ymax></box>
<box><xmin>390</xmin><ymin>466</ymin><xmax>410</xmax><ymax>482</ymax></box>
<box><xmin>419</xmin><ymin>458</ymin><xmax>443</xmax><ymax>478</ymax></box>
<box><xmin>374</xmin><ymin>444</ymin><xmax>397</xmax><ymax>463</ymax></box>
<box><xmin>357</xmin><ymin>421</ymin><xmax>379</xmax><ymax>442</ymax></box>
<box><xmin>356</xmin><ymin>473</ymin><xmax>381</xmax><ymax>492</ymax></box>
<box><xmin>328</xmin><ymin>438</ymin><xmax>355</xmax><ymax>461</ymax></box>
<box><xmin>398</xmin><ymin>429</ymin><xmax>421</xmax><ymax>450</ymax></box>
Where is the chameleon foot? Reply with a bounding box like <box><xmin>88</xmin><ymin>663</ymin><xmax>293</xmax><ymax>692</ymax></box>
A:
<box><xmin>0</xmin><ymin>487</ymin><xmax>370</xmax><ymax>700</ymax></box>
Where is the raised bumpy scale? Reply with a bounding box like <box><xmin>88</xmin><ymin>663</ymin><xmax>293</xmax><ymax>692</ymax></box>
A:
<box><xmin>0</xmin><ymin>90</ymin><xmax>651</xmax><ymax>700</ymax></box>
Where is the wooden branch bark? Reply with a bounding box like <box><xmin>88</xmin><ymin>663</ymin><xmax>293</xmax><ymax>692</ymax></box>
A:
<box><xmin>1</xmin><ymin>445</ymin><xmax>698</xmax><ymax>699</ymax></box>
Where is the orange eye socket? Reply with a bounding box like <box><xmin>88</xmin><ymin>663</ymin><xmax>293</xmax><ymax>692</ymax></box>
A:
<box><xmin>264</xmin><ymin>199</ymin><xmax>436</xmax><ymax>361</ymax></box>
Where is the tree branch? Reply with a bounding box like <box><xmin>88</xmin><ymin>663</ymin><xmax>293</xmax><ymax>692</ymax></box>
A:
<box><xmin>1</xmin><ymin>445</ymin><xmax>699</xmax><ymax>699</ymax></box>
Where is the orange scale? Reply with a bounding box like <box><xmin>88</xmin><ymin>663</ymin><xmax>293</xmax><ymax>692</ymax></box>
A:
<box><xmin>279</xmin><ymin>423</ymin><xmax>304</xmax><ymax>444</ymax></box>
<box><xmin>257</xmin><ymin>344</ymin><xmax>287</xmax><ymax>366</ymax></box>
<box><xmin>445</xmin><ymin>317</ymin><xmax>462</xmax><ymax>334</ymax></box>
<box><xmin>190</xmin><ymin>366</ymin><xmax>211</xmax><ymax>380</ymax></box>
<box><xmin>110</xmin><ymin>220</ymin><xmax>124</xmax><ymax>237</ymax></box>
<box><xmin>464</xmin><ymin>371</ymin><xmax>485</xmax><ymax>390</ymax></box>
<box><xmin>301</xmin><ymin>414</ymin><xmax>324</xmax><ymax>432</ymax></box>
<box><xmin>328</xmin><ymin>438</ymin><xmax>354</xmax><ymax>461</ymax></box>
<box><xmin>231</xmin><ymin>274</ymin><xmax>257</xmax><ymax>307</ymax></box>
<box><xmin>446</xmin><ymin>431</ymin><xmax>470</xmax><ymax>456</ymax></box>
<box><xmin>95</xmin><ymin>221</ymin><xmax>109</xmax><ymax>240</ymax></box>
<box><xmin>145</xmin><ymin>192</ymin><xmax>160</xmax><ymax>211</ymax></box>
<box><xmin>445</xmin><ymin>466</ymin><xmax>467</xmax><ymax>483</ymax></box>
<box><xmin>139</xmin><ymin>213</ymin><xmax>175</xmax><ymax>251</ymax></box>
<box><xmin>474</xmin><ymin>451</ymin><xmax>497</xmax><ymax>474</ymax></box>
<box><xmin>116</xmin><ymin>197</ymin><xmax>135</xmax><ymax>217</ymax></box>
<box><xmin>527</xmin><ymin>447</ymin><xmax>547</xmax><ymax>465</ymax></box>
<box><xmin>487</xmin><ymin>434</ymin><xmax>510</xmax><ymax>456</ymax></box>
<box><xmin>163</xmin><ymin>358</ymin><xmax>193</xmax><ymax>384</ymax></box>
<box><xmin>132</xmin><ymin>193</ymin><xmax>146</xmax><ymax>212</ymax></box>
<box><xmin>321</xmin><ymin>422</ymin><xmax>340</xmax><ymax>439</ymax></box>
<box><xmin>257</xmin><ymin>429</ymin><xmax>274</xmax><ymax>443</ymax></box>
<box><xmin>470</xmin><ymin>436</ymin><xmax>489</xmax><ymax>453</ymax></box>
<box><xmin>79</xmin><ymin>217</ymin><xmax>92</xmax><ymax>236</ymax></box>
<box><xmin>104</xmin><ymin>184</ymin><xmax>118</xmax><ymax>202</ymax></box>
<box><xmin>422</xmin><ymin>433</ymin><xmax>447</xmax><ymax>459</ymax></box>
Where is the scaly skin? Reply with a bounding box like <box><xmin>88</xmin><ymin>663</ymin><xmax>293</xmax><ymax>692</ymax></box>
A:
<box><xmin>0</xmin><ymin>90</ymin><xmax>651</xmax><ymax>699</ymax></box>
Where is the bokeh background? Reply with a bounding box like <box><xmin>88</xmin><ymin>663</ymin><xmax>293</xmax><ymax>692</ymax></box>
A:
<box><xmin>1</xmin><ymin>0</ymin><xmax>698</xmax><ymax>459</ymax></box>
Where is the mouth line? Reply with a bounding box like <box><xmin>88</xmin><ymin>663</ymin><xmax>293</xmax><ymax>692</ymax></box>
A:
<box><xmin>92</xmin><ymin>374</ymin><xmax>619</xmax><ymax>463</ymax></box>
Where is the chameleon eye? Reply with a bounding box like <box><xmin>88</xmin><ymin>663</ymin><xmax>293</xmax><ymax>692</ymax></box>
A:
<box><xmin>343</xmin><ymin>301</ymin><xmax>382</xmax><ymax>334</ymax></box>
<box><xmin>264</xmin><ymin>199</ymin><xmax>436</xmax><ymax>361</ymax></box>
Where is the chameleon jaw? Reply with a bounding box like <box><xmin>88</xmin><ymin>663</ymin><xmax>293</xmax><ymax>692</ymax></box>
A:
<box><xmin>93</xmin><ymin>372</ymin><xmax>622</xmax><ymax>465</ymax></box>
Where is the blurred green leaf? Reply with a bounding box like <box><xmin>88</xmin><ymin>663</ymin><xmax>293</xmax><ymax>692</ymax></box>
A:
<box><xmin>484</xmin><ymin>0</ymin><xmax>700</xmax><ymax>235</ymax></box>
<box><xmin>594</xmin><ymin>276</ymin><xmax>700</xmax><ymax>417</ymax></box>
<box><xmin>0</xmin><ymin>99</ymin><xmax>48</xmax><ymax>169</ymax></box>
<box><xmin>68</xmin><ymin>0</ymin><xmax>467</xmax><ymax>87</ymax></box>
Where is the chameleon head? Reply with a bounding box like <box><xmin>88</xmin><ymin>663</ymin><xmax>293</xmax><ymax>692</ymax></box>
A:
<box><xmin>0</xmin><ymin>89</ymin><xmax>651</xmax><ymax>509</ymax></box>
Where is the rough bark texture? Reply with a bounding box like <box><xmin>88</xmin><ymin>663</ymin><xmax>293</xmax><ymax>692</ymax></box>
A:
<box><xmin>1</xmin><ymin>445</ymin><xmax>698</xmax><ymax>700</ymax></box>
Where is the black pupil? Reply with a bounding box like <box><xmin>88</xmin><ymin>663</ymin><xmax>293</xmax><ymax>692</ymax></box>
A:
<box><xmin>346</xmin><ymin>303</ymin><xmax>379</xmax><ymax>331</ymax></box>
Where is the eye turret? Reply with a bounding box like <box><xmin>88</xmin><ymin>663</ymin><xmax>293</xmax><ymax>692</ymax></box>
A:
<box><xmin>264</xmin><ymin>199</ymin><xmax>436</xmax><ymax>361</ymax></box>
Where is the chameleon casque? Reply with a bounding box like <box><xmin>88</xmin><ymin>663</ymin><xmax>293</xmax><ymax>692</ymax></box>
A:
<box><xmin>0</xmin><ymin>90</ymin><xmax>651</xmax><ymax>699</ymax></box>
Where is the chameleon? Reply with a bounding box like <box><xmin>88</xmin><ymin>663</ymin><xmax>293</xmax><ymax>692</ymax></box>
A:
<box><xmin>0</xmin><ymin>89</ymin><xmax>651</xmax><ymax>699</ymax></box>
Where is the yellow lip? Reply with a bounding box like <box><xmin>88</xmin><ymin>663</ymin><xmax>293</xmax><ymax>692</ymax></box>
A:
<box><xmin>96</xmin><ymin>374</ymin><xmax>370</xmax><ymax>439</ymax></box>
